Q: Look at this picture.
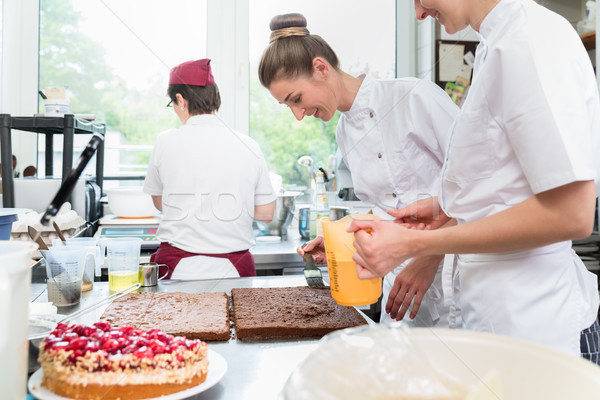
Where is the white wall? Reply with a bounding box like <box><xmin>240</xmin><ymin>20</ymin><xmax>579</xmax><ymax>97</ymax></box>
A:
<box><xmin>0</xmin><ymin>0</ymin><xmax>39</xmax><ymax>172</ymax></box>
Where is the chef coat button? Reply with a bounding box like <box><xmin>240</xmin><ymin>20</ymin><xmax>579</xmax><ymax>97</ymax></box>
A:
<box><xmin>392</xmin><ymin>193</ymin><xmax>397</xmax><ymax>198</ymax></box>
<box><xmin>369</xmin><ymin>112</ymin><xmax>374</xmax><ymax>118</ymax></box>
<box><xmin>377</xmin><ymin>153</ymin><xmax>382</xmax><ymax>158</ymax></box>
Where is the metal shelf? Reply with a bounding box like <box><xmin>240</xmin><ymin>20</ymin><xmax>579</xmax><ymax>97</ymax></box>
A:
<box><xmin>0</xmin><ymin>114</ymin><xmax>105</xmax><ymax>208</ymax></box>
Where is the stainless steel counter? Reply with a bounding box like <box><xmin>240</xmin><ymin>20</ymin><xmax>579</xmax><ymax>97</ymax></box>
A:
<box><xmin>29</xmin><ymin>276</ymin><xmax>373</xmax><ymax>399</ymax></box>
<box><xmin>250</xmin><ymin>235</ymin><xmax>305</xmax><ymax>270</ymax></box>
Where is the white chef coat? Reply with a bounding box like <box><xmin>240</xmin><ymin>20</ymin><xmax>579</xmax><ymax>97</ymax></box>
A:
<box><xmin>337</xmin><ymin>75</ymin><xmax>459</xmax><ymax>326</ymax></box>
<box><xmin>440</xmin><ymin>0</ymin><xmax>600</xmax><ymax>356</ymax></box>
<box><xmin>143</xmin><ymin>114</ymin><xmax>276</xmax><ymax>254</ymax></box>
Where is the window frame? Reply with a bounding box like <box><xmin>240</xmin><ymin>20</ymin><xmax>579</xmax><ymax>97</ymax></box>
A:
<box><xmin>1</xmin><ymin>0</ymin><xmax>416</xmax><ymax>168</ymax></box>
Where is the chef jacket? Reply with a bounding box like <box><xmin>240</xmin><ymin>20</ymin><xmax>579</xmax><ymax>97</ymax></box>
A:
<box><xmin>337</xmin><ymin>75</ymin><xmax>459</xmax><ymax>325</ymax></box>
<box><xmin>144</xmin><ymin>114</ymin><xmax>276</xmax><ymax>254</ymax></box>
<box><xmin>440</xmin><ymin>0</ymin><xmax>600</xmax><ymax>356</ymax></box>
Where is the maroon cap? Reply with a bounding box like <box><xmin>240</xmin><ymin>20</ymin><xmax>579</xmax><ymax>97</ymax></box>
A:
<box><xmin>169</xmin><ymin>58</ymin><xmax>215</xmax><ymax>86</ymax></box>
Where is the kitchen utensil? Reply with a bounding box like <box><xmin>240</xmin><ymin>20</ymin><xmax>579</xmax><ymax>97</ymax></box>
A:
<box><xmin>302</xmin><ymin>244</ymin><xmax>326</xmax><ymax>289</ymax></box>
<box><xmin>106</xmin><ymin>237</ymin><xmax>142</xmax><ymax>292</ymax></box>
<box><xmin>44</xmin><ymin>246</ymin><xmax>85</xmax><ymax>306</ymax></box>
<box><xmin>283</xmin><ymin>325</ymin><xmax>600</xmax><ymax>400</ymax></box>
<box><xmin>321</xmin><ymin>215</ymin><xmax>382</xmax><ymax>306</ymax></box>
<box><xmin>329</xmin><ymin>206</ymin><xmax>349</xmax><ymax>222</ymax></box>
<box><xmin>52</xmin><ymin>221</ymin><xmax>67</xmax><ymax>243</ymax></box>
<box><xmin>138</xmin><ymin>262</ymin><xmax>169</xmax><ymax>287</ymax></box>
<box><xmin>65</xmin><ymin>237</ymin><xmax>105</xmax><ymax>291</ymax></box>
<box><xmin>40</xmin><ymin>132</ymin><xmax>104</xmax><ymax>225</ymax></box>
<box><xmin>255</xmin><ymin>191</ymin><xmax>301</xmax><ymax>238</ymax></box>
<box><xmin>57</xmin><ymin>282</ymin><xmax>141</xmax><ymax>325</ymax></box>
<box><xmin>105</xmin><ymin>187</ymin><xmax>159</xmax><ymax>218</ymax></box>
<box><xmin>27</xmin><ymin>226</ymin><xmax>48</xmax><ymax>250</ymax></box>
<box><xmin>0</xmin><ymin>241</ymin><xmax>37</xmax><ymax>400</ymax></box>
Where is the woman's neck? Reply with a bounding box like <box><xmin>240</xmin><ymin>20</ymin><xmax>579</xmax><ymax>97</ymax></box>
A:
<box><xmin>336</xmin><ymin>70</ymin><xmax>364</xmax><ymax>112</ymax></box>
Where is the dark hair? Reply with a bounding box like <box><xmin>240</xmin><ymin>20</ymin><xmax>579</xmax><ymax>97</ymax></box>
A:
<box><xmin>167</xmin><ymin>83</ymin><xmax>221</xmax><ymax>115</ymax></box>
<box><xmin>258</xmin><ymin>13</ymin><xmax>340</xmax><ymax>88</ymax></box>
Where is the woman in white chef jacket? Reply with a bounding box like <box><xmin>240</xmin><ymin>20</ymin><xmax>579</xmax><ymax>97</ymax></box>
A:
<box><xmin>349</xmin><ymin>0</ymin><xmax>600</xmax><ymax>363</ymax></box>
<box><xmin>143</xmin><ymin>58</ymin><xmax>276</xmax><ymax>280</ymax></box>
<box><xmin>259</xmin><ymin>13</ymin><xmax>460</xmax><ymax>326</ymax></box>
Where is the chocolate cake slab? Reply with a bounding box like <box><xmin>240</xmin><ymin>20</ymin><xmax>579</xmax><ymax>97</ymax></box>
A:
<box><xmin>101</xmin><ymin>292</ymin><xmax>230</xmax><ymax>341</ymax></box>
<box><xmin>231</xmin><ymin>287</ymin><xmax>368</xmax><ymax>340</ymax></box>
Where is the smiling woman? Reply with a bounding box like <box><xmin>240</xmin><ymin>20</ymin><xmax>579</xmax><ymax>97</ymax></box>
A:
<box><xmin>248</xmin><ymin>0</ymin><xmax>396</xmax><ymax>189</ymax></box>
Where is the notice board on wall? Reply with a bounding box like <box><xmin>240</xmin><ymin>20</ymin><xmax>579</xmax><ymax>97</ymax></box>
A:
<box><xmin>435</xmin><ymin>40</ymin><xmax>479</xmax><ymax>90</ymax></box>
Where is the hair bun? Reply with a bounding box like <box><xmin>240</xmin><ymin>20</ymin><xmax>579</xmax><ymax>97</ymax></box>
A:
<box><xmin>269</xmin><ymin>13</ymin><xmax>307</xmax><ymax>31</ymax></box>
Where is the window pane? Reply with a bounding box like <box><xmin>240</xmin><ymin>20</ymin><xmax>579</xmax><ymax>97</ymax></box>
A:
<box><xmin>38</xmin><ymin>0</ymin><xmax>207</xmax><ymax>184</ymax></box>
<box><xmin>248</xmin><ymin>1</ymin><xmax>395</xmax><ymax>192</ymax></box>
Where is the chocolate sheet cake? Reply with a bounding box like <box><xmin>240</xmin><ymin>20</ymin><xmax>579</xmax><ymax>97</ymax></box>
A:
<box><xmin>231</xmin><ymin>287</ymin><xmax>367</xmax><ymax>340</ymax></box>
<box><xmin>101</xmin><ymin>292</ymin><xmax>230</xmax><ymax>341</ymax></box>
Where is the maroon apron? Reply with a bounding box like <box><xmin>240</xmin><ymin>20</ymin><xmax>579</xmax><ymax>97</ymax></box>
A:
<box><xmin>150</xmin><ymin>242</ymin><xmax>256</xmax><ymax>279</ymax></box>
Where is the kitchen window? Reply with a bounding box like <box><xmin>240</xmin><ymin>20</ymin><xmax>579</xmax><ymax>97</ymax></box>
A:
<box><xmin>10</xmin><ymin>0</ymin><xmax>398</xmax><ymax>192</ymax></box>
<box><xmin>37</xmin><ymin>0</ymin><xmax>208</xmax><ymax>186</ymax></box>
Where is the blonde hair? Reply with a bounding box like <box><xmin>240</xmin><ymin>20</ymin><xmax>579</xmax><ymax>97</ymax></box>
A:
<box><xmin>258</xmin><ymin>13</ymin><xmax>340</xmax><ymax>88</ymax></box>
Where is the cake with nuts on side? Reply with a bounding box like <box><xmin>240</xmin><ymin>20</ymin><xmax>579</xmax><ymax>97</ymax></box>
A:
<box><xmin>37</xmin><ymin>322</ymin><xmax>209</xmax><ymax>400</ymax></box>
<box><xmin>231</xmin><ymin>287</ymin><xmax>368</xmax><ymax>340</ymax></box>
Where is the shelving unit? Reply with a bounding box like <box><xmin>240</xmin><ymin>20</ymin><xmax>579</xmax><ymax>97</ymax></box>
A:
<box><xmin>0</xmin><ymin>114</ymin><xmax>105</xmax><ymax>208</ymax></box>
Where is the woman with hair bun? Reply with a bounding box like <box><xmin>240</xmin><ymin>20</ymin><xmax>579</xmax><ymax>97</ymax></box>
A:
<box><xmin>259</xmin><ymin>13</ymin><xmax>460</xmax><ymax>326</ymax></box>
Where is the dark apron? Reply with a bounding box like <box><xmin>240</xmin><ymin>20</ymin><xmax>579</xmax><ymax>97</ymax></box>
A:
<box><xmin>150</xmin><ymin>242</ymin><xmax>256</xmax><ymax>279</ymax></box>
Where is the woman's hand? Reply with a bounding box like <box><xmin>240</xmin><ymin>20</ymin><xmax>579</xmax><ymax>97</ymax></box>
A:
<box><xmin>387</xmin><ymin>196</ymin><xmax>449</xmax><ymax>230</ymax></box>
<box><xmin>386</xmin><ymin>255</ymin><xmax>443</xmax><ymax>321</ymax></box>
<box><xmin>297</xmin><ymin>236</ymin><xmax>327</xmax><ymax>265</ymax></box>
<box><xmin>347</xmin><ymin>216</ymin><xmax>422</xmax><ymax>279</ymax></box>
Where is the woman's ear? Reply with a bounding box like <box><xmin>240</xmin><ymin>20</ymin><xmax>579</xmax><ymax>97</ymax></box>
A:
<box><xmin>312</xmin><ymin>57</ymin><xmax>330</xmax><ymax>80</ymax></box>
<box><xmin>175</xmin><ymin>93</ymin><xmax>187</xmax><ymax>110</ymax></box>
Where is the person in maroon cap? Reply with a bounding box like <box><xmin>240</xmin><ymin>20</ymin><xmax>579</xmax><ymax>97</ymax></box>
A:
<box><xmin>143</xmin><ymin>58</ymin><xmax>276</xmax><ymax>280</ymax></box>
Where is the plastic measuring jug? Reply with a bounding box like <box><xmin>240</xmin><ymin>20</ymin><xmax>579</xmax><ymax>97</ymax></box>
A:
<box><xmin>106</xmin><ymin>237</ymin><xmax>142</xmax><ymax>292</ymax></box>
<box><xmin>44</xmin><ymin>246</ymin><xmax>85</xmax><ymax>306</ymax></box>
<box><xmin>321</xmin><ymin>214</ymin><xmax>382</xmax><ymax>306</ymax></box>
<box><xmin>0</xmin><ymin>242</ymin><xmax>37</xmax><ymax>399</ymax></box>
<box><xmin>66</xmin><ymin>237</ymin><xmax>105</xmax><ymax>291</ymax></box>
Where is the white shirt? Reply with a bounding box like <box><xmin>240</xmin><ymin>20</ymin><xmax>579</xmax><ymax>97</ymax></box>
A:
<box><xmin>337</xmin><ymin>75</ymin><xmax>459</xmax><ymax>326</ymax></box>
<box><xmin>440</xmin><ymin>0</ymin><xmax>600</xmax><ymax>356</ymax></box>
<box><xmin>338</xmin><ymin>76</ymin><xmax>457</xmax><ymax>214</ymax></box>
<box><xmin>143</xmin><ymin>114</ymin><xmax>276</xmax><ymax>253</ymax></box>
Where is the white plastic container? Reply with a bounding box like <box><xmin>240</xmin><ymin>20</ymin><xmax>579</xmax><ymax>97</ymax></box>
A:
<box><xmin>0</xmin><ymin>242</ymin><xmax>37</xmax><ymax>400</ymax></box>
<box><xmin>283</xmin><ymin>325</ymin><xmax>600</xmax><ymax>399</ymax></box>
<box><xmin>44</xmin><ymin>99</ymin><xmax>70</xmax><ymax>116</ymax></box>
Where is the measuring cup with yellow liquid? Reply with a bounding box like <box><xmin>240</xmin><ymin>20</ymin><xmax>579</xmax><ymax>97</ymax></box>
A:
<box><xmin>321</xmin><ymin>214</ymin><xmax>382</xmax><ymax>306</ymax></box>
<box><xmin>106</xmin><ymin>237</ymin><xmax>142</xmax><ymax>292</ymax></box>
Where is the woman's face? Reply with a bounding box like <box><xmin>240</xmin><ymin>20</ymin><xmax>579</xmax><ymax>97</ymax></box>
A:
<box><xmin>414</xmin><ymin>0</ymin><xmax>470</xmax><ymax>34</ymax></box>
<box><xmin>268</xmin><ymin>73</ymin><xmax>338</xmax><ymax>122</ymax></box>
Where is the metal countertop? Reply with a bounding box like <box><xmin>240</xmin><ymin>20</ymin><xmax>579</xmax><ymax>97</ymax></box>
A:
<box><xmin>29</xmin><ymin>276</ymin><xmax>372</xmax><ymax>400</ymax></box>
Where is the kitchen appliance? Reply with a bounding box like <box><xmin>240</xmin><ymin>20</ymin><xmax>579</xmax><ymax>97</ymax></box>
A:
<box><xmin>94</xmin><ymin>215</ymin><xmax>160</xmax><ymax>249</ymax></box>
<box><xmin>255</xmin><ymin>191</ymin><xmax>302</xmax><ymax>239</ymax></box>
